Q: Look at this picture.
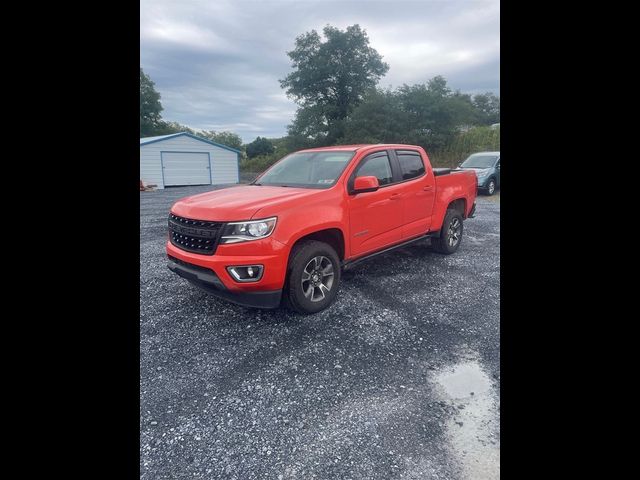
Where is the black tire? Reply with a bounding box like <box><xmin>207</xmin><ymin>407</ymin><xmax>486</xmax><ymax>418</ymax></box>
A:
<box><xmin>285</xmin><ymin>240</ymin><xmax>341</xmax><ymax>314</ymax></box>
<box><xmin>431</xmin><ymin>209</ymin><xmax>464</xmax><ymax>254</ymax></box>
<box><xmin>485</xmin><ymin>178</ymin><xmax>496</xmax><ymax>196</ymax></box>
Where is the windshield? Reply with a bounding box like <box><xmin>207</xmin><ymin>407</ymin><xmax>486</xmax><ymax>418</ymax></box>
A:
<box><xmin>461</xmin><ymin>155</ymin><xmax>498</xmax><ymax>169</ymax></box>
<box><xmin>254</xmin><ymin>151</ymin><xmax>355</xmax><ymax>188</ymax></box>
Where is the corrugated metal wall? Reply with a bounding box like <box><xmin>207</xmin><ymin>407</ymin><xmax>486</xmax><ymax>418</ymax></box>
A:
<box><xmin>140</xmin><ymin>135</ymin><xmax>239</xmax><ymax>189</ymax></box>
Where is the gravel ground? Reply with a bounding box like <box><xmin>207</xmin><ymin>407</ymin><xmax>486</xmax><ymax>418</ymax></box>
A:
<box><xmin>140</xmin><ymin>186</ymin><xmax>500</xmax><ymax>479</ymax></box>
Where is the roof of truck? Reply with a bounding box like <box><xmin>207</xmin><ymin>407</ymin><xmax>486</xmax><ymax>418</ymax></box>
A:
<box><xmin>299</xmin><ymin>144</ymin><xmax>423</xmax><ymax>152</ymax></box>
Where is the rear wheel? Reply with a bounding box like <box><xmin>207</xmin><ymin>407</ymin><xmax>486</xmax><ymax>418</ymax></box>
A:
<box><xmin>485</xmin><ymin>178</ymin><xmax>496</xmax><ymax>195</ymax></box>
<box><xmin>285</xmin><ymin>240</ymin><xmax>341</xmax><ymax>314</ymax></box>
<box><xmin>431</xmin><ymin>209</ymin><xmax>464</xmax><ymax>254</ymax></box>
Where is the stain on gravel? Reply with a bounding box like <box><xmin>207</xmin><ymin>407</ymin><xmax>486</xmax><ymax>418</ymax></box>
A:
<box><xmin>432</xmin><ymin>353</ymin><xmax>500</xmax><ymax>479</ymax></box>
<box><xmin>140</xmin><ymin>186</ymin><xmax>500</xmax><ymax>479</ymax></box>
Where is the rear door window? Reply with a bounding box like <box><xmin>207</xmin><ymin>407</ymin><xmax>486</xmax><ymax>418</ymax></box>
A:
<box><xmin>396</xmin><ymin>150</ymin><xmax>426</xmax><ymax>180</ymax></box>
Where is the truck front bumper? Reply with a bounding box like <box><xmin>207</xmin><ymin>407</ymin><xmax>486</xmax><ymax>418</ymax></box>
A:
<box><xmin>167</xmin><ymin>255</ymin><xmax>282</xmax><ymax>309</ymax></box>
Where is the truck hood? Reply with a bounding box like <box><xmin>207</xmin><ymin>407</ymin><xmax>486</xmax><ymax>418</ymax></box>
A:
<box><xmin>170</xmin><ymin>185</ymin><xmax>322</xmax><ymax>221</ymax></box>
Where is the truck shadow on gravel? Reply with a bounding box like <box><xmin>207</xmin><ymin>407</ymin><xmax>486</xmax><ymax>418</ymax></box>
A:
<box><xmin>171</xmin><ymin>239</ymin><xmax>473</xmax><ymax>326</ymax></box>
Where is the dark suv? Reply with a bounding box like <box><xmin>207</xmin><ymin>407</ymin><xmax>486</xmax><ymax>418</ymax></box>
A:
<box><xmin>459</xmin><ymin>151</ymin><xmax>500</xmax><ymax>195</ymax></box>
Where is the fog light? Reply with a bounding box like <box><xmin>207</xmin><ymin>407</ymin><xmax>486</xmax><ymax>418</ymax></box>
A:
<box><xmin>227</xmin><ymin>265</ymin><xmax>264</xmax><ymax>282</ymax></box>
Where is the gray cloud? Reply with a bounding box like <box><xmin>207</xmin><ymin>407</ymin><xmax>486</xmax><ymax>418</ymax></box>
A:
<box><xmin>141</xmin><ymin>0</ymin><xmax>500</xmax><ymax>142</ymax></box>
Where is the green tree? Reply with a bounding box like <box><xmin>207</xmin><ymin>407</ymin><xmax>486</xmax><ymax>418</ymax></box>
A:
<box><xmin>340</xmin><ymin>88</ymin><xmax>410</xmax><ymax>144</ymax></box>
<box><xmin>281</xmin><ymin>24</ymin><xmax>389</xmax><ymax>145</ymax></box>
<box><xmin>340</xmin><ymin>76</ymin><xmax>486</xmax><ymax>152</ymax></box>
<box><xmin>140</xmin><ymin>68</ymin><xmax>163</xmax><ymax>136</ymax></box>
<box><xmin>239</xmin><ymin>136</ymin><xmax>292</xmax><ymax>174</ymax></box>
<box><xmin>397</xmin><ymin>76</ymin><xmax>478</xmax><ymax>150</ymax></box>
<box><xmin>152</xmin><ymin>121</ymin><xmax>195</xmax><ymax>136</ymax></box>
<box><xmin>246</xmin><ymin>137</ymin><xmax>275</xmax><ymax>158</ymax></box>
<box><xmin>286</xmin><ymin>104</ymin><xmax>334</xmax><ymax>149</ymax></box>
<box><xmin>472</xmin><ymin>92</ymin><xmax>500</xmax><ymax>125</ymax></box>
<box><xmin>450</xmin><ymin>91</ymin><xmax>480</xmax><ymax>128</ymax></box>
<box><xmin>198</xmin><ymin>130</ymin><xmax>243</xmax><ymax>151</ymax></box>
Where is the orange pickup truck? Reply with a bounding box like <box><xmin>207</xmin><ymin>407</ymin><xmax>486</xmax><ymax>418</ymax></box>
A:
<box><xmin>167</xmin><ymin>144</ymin><xmax>477</xmax><ymax>314</ymax></box>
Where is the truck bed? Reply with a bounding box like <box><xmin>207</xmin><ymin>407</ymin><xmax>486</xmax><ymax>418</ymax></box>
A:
<box><xmin>432</xmin><ymin>167</ymin><xmax>452</xmax><ymax>176</ymax></box>
<box><xmin>433</xmin><ymin>167</ymin><xmax>471</xmax><ymax>176</ymax></box>
<box><xmin>432</xmin><ymin>167</ymin><xmax>478</xmax><ymax>226</ymax></box>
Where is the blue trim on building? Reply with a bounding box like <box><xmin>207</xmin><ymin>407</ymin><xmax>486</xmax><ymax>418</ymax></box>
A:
<box><xmin>140</xmin><ymin>132</ymin><xmax>184</xmax><ymax>146</ymax></box>
<box><xmin>141</xmin><ymin>131</ymin><xmax>242</xmax><ymax>154</ymax></box>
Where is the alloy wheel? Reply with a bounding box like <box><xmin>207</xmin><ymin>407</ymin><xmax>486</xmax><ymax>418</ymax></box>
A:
<box><xmin>447</xmin><ymin>217</ymin><xmax>462</xmax><ymax>247</ymax></box>
<box><xmin>301</xmin><ymin>256</ymin><xmax>335</xmax><ymax>302</ymax></box>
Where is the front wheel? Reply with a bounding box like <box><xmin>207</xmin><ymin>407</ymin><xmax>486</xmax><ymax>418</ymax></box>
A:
<box><xmin>431</xmin><ymin>209</ymin><xmax>464</xmax><ymax>254</ymax></box>
<box><xmin>285</xmin><ymin>240</ymin><xmax>341</xmax><ymax>314</ymax></box>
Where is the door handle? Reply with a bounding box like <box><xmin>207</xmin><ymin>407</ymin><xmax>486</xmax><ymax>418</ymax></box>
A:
<box><xmin>423</xmin><ymin>185</ymin><xmax>433</xmax><ymax>191</ymax></box>
<box><xmin>390</xmin><ymin>193</ymin><xmax>401</xmax><ymax>200</ymax></box>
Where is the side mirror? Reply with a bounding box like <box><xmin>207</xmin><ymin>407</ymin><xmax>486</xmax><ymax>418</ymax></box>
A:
<box><xmin>352</xmin><ymin>175</ymin><xmax>380</xmax><ymax>193</ymax></box>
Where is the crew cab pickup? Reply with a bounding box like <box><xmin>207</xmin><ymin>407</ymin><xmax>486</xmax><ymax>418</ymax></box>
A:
<box><xmin>167</xmin><ymin>144</ymin><xmax>477</xmax><ymax>314</ymax></box>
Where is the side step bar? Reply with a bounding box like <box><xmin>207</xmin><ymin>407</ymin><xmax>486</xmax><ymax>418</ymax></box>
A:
<box><xmin>342</xmin><ymin>234</ymin><xmax>431</xmax><ymax>271</ymax></box>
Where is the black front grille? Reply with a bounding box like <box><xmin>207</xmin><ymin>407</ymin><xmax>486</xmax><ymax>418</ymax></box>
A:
<box><xmin>168</xmin><ymin>213</ymin><xmax>224</xmax><ymax>255</ymax></box>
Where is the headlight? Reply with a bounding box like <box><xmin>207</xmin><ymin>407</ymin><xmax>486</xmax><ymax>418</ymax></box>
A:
<box><xmin>220</xmin><ymin>217</ymin><xmax>277</xmax><ymax>244</ymax></box>
<box><xmin>476</xmin><ymin>170</ymin><xmax>489</xmax><ymax>179</ymax></box>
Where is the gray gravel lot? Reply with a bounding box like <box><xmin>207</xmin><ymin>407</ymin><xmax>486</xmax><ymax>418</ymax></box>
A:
<box><xmin>140</xmin><ymin>186</ymin><xmax>500</xmax><ymax>479</ymax></box>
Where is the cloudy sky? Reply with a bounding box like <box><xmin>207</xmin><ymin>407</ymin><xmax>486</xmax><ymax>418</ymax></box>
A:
<box><xmin>140</xmin><ymin>0</ymin><xmax>499</xmax><ymax>142</ymax></box>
